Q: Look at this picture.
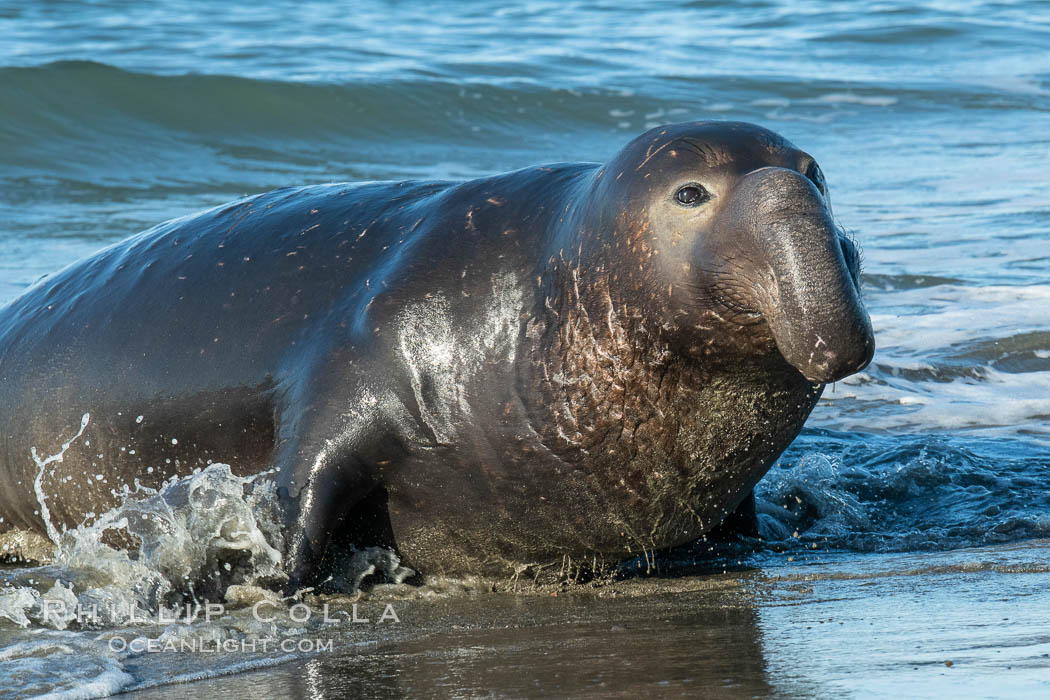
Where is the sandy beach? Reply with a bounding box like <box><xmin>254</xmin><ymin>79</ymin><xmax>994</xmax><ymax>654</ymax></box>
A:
<box><xmin>115</xmin><ymin>541</ymin><xmax>1050</xmax><ymax>698</ymax></box>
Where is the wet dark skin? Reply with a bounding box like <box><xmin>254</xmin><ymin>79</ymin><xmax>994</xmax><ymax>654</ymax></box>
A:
<box><xmin>0</xmin><ymin>122</ymin><xmax>873</xmax><ymax>589</ymax></box>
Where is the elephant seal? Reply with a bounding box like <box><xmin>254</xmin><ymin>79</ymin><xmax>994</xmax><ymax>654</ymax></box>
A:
<box><xmin>0</xmin><ymin>122</ymin><xmax>873</xmax><ymax>588</ymax></box>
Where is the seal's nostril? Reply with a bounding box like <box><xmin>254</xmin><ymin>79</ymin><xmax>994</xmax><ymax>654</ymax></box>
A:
<box><xmin>839</xmin><ymin>237</ymin><xmax>854</xmax><ymax>263</ymax></box>
<box><xmin>838</xmin><ymin>236</ymin><xmax>862</xmax><ymax>287</ymax></box>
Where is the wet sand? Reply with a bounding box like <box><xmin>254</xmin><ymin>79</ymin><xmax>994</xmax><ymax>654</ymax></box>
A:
<box><xmin>124</xmin><ymin>540</ymin><xmax>1050</xmax><ymax>699</ymax></box>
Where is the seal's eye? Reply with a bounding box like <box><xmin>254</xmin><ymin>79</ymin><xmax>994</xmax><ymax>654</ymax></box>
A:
<box><xmin>804</xmin><ymin>161</ymin><xmax>826</xmax><ymax>194</ymax></box>
<box><xmin>674</xmin><ymin>184</ymin><xmax>709</xmax><ymax>207</ymax></box>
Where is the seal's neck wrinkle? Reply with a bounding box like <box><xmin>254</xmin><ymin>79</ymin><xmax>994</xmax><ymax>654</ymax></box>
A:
<box><xmin>529</xmin><ymin>266</ymin><xmax>676</xmax><ymax>456</ymax></box>
<box><xmin>519</xmin><ymin>264</ymin><xmax>823</xmax><ymax>552</ymax></box>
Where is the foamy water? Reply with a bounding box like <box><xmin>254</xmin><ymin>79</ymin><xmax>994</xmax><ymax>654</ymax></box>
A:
<box><xmin>811</xmin><ymin>284</ymin><xmax>1050</xmax><ymax>438</ymax></box>
<box><xmin>0</xmin><ymin>457</ymin><xmax>421</xmax><ymax>697</ymax></box>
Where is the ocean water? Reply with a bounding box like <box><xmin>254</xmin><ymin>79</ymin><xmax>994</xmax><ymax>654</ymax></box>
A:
<box><xmin>1</xmin><ymin>1</ymin><xmax>1049</xmax><ymax>697</ymax></box>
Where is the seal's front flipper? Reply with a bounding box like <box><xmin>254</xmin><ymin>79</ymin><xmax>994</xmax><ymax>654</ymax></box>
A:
<box><xmin>276</xmin><ymin>438</ymin><xmax>391</xmax><ymax>593</ymax></box>
<box><xmin>273</xmin><ymin>393</ymin><xmax>413</xmax><ymax>593</ymax></box>
<box><xmin>707</xmin><ymin>489</ymin><xmax>760</xmax><ymax>541</ymax></box>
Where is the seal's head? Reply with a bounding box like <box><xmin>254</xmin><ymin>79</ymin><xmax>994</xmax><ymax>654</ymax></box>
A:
<box><xmin>581</xmin><ymin>121</ymin><xmax>874</xmax><ymax>383</ymax></box>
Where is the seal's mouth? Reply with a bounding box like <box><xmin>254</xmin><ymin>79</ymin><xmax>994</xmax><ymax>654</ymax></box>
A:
<box><xmin>713</xmin><ymin>288</ymin><xmax>763</xmax><ymax>324</ymax></box>
<box><xmin>686</xmin><ymin>271</ymin><xmax>765</xmax><ymax>327</ymax></box>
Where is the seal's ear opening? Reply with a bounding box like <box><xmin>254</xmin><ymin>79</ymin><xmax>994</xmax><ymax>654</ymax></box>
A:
<box><xmin>313</xmin><ymin>487</ymin><xmax>423</xmax><ymax>592</ymax></box>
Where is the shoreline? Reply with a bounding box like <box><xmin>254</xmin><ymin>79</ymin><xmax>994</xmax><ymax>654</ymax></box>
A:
<box><xmin>34</xmin><ymin>539</ymin><xmax>1045</xmax><ymax>699</ymax></box>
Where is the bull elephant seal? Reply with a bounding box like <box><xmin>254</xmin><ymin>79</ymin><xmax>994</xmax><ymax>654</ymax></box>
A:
<box><xmin>0</xmin><ymin>122</ymin><xmax>874</xmax><ymax>588</ymax></box>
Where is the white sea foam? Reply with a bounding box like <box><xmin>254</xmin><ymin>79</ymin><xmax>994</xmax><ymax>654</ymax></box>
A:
<box><xmin>867</xmin><ymin>284</ymin><xmax>1050</xmax><ymax>353</ymax></box>
<box><xmin>813</xmin><ymin>92</ymin><xmax>898</xmax><ymax>107</ymax></box>
<box><xmin>0</xmin><ymin>640</ymin><xmax>134</xmax><ymax>699</ymax></box>
<box><xmin>810</xmin><ymin>284</ymin><xmax>1050</xmax><ymax>438</ymax></box>
<box><xmin>0</xmin><ymin>587</ymin><xmax>37</xmax><ymax>627</ymax></box>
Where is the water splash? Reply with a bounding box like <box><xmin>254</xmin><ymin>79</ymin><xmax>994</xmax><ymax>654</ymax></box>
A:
<box><xmin>754</xmin><ymin>430</ymin><xmax>1050</xmax><ymax>553</ymax></box>
<box><xmin>1</xmin><ymin>463</ymin><xmax>287</xmax><ymax>630</ymax></box>
<box><xmin>31</xmin><ymin>412</ymin><xmax>91</xmax><ymax>544</ymax></box>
